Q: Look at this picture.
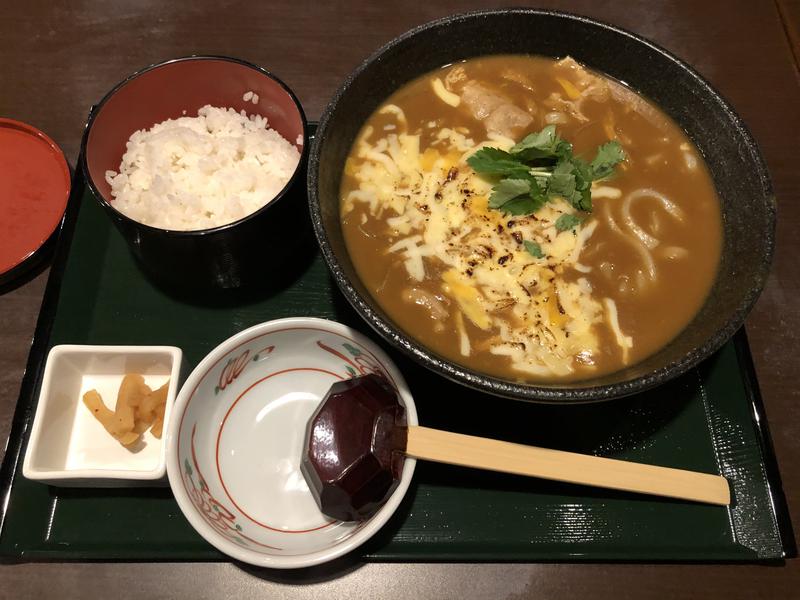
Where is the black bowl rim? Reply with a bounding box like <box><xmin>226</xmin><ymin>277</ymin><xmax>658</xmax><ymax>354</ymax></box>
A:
<box><xmin>308</xmin><ymin>8</ymin><xmax>776</xmax><ymax>403</ymax></box>
<box><xmin>81</xmin><ymin>54</ymin><xmax>309</xmax><ymax>237</ymax></box>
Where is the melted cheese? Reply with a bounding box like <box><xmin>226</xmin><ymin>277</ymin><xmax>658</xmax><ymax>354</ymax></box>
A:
<box><xmin>442</xmin><ymin>269</ymin><xmax>491</xmax><ymax>330</ymax></box>
<box><xmin>342</xmin><ymin>113</ymin><xmax>631</xmax><ymax>377</ymax></box>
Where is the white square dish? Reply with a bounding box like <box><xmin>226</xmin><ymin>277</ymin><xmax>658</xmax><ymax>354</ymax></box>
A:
<box><xmin>22</xmin><ymin>344</ymin><xmax>182</xmax><ymax>487</ymax></box>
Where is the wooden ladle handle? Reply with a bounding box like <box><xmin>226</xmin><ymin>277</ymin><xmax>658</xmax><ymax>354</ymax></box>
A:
<box><xmin>406</xmin><ymin>426</ymin><xmax>730</xmax><ymax>506</ymax></box>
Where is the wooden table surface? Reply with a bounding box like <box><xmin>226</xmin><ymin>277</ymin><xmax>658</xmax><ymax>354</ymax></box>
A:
<box><xmin>1</xmin><ymin>1</ymin><xmax>798</xmax><ymax>597</ymax></box>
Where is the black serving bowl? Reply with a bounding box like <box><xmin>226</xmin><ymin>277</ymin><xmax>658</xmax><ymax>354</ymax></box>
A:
<box><xmin>308</xmin><ymin>9</ymin><xmax>776</xmax><ymax>403</ymax></box>
<box><xmin>83</xmin><ymin>56</ymin><xmax>308</xmax><ymax>290</ymax></box>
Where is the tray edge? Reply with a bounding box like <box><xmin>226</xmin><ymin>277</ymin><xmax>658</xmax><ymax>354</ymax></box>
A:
<box><xmin>732</xmin><ymin>328</ymin><xmax>797</xmax><ymax>558</ymax></box>
<box><xmin>0</xmin><ymin>166</ymin><xmax>86</xmax><ymax>544</ymax></box>
<box><xmin>0</xmin><ymin>143</ymin><xmax>794</xmax><ymax>563</ymax></box>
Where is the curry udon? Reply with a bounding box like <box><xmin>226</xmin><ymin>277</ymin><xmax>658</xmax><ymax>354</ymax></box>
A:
<box><xmin>340</xmin><ymin>55</ymin><xmax>722</xmax><ymax>382</ymax></box>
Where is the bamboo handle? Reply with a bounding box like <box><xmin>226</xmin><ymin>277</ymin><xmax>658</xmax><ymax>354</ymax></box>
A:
<box><xmin>406</xmin><ymin>426</ymin><xmax>730</xmax><ymax>506</ymax></box>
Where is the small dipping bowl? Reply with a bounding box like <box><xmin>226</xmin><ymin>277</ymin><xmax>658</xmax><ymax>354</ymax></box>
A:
<box><xmin>82</xmin><ymin>56</ymin><xmax>308</xmax><ymax>289</ymax></box>
<box><xmin>23</xmin><ymin>344</ymin><xmax>182</xmax><ymax>487</ymax></box>
<box><xmin>165</xmin><ymin>317</ymin><xmax>417</xmax><ymax>569</ymax></box>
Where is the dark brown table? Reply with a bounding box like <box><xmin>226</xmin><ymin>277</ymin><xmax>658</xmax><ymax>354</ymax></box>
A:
<box><xmin>1</xmin><ymin>1</ymin><xmax>798</xmax><ymax>597</ymax></box>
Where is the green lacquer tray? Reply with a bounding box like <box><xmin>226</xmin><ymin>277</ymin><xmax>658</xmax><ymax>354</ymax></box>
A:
<box><xmin>0</xmin><ymin>131</ymin><xmax>794</xmax><ymax>562</ymax></box>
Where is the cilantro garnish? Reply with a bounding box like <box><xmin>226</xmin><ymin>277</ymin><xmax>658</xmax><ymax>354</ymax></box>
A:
<box><xmin>488</xmin><ymin>178</ymin><xmax>546</xmax><ymax>215</ymax></box>
<box><xmin>555</xmin><ymin>214</ymin><xmax>583</xmax><ymax>232</ymax></box>
<box><xmin>467</xmin><ymin>148</ymin><xmax>530</xmax><ymax>177</ymax></box>
<box><xmin>489</xmin><ymin>179</ymin><xmax>533</xmax><ymax>208</ymax></box>
<box><xmin>467</xmin><ymin>125</ymin><xmax>625</xmax><ymax>222</ymax></box>
<box><xmin>523</xmin><ymin>240</ymin><xmax>545</xmax><ymax>258</ymax></box>
<box><xmin>590</xmin><ymin>141</ymin><xmax>627</xmax><ymax>180</ymax></box>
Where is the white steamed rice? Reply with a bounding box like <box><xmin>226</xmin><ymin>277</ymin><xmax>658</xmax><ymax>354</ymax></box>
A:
<box><xmin>105</xmin><ymin>105</ymin><xmax>300</xmax><ymax>231</ymax></box>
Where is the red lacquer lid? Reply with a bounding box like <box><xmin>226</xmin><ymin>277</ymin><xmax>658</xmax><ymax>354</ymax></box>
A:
<box><xmin>0</xmin><ymin>119</ymin><xmax>71</xmax><ymax>285</ymax></box>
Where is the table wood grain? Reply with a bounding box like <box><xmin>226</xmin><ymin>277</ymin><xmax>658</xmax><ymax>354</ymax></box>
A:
<box><xmin>1</xmin><ymin>1</ymin><xmax>798</xmax><ymax>598</ymax></box>
<box><xmin>778</xmin><ymin>0</ymin><xmax>800</xmax><ymax>62</ymax></box>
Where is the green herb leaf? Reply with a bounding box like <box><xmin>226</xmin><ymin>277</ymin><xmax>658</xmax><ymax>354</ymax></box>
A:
<box><xmin>548</xmin><ymin>160</ymin><xmax>577</xmax><ymax>201</ymax></box>
<box><xmin>488</xmin><ymin>178</ymin><xmax>531</xmax><ymax>210</ymax></box>
<box><xmin>467</xmin><ymin>147</ymin><xmax>529</xmax><ymax>177</ymax></box>
<box><xmin>574</xmin><ymin>188</ymin><xmax>592</xmax><ymax>212</ymax></box>
<box><xmin>526</xmin><ymin>175</ymin><xmax>548</xmax><ymax>212</ymax></box>
<box><xmin>489</xmin><ymin>175</ymin><xmax>546</xmax><ymax>215</ymax></box>
<box><xmin>469</xmin><ymin>126</ymin><xmax>624</xmax><ymax>220</ymax></box>
<box><xmin>524</xmin><ymin>240</ymin><xmax>545</xmax><ymax>258</ymax></box>
<box><xmin>571</xmin><ymin>158</ymin><xmax>594</xmax><ymax>211</ymax></box>
<box><xmin>590</xmin><ymin>141</ymin><xmax>626</xmax><ymax>180</ymax></box>
<box><xmin>510</xmin><ymin>125</ymin><xmax>574</xmax><ymax>162</ymax></box>
<box><xmin>555</xmin><ymin>213</ymin><xmax>583</xmax><ymax>232</ymax></box>
<box><xmin>547</xmin><ymin>157</ymin><xmax>595</xmax><ymax>211</ymax></box>
<box><xmin>510</xmin><ymin>125</ymin><xmax>556</xmax><ymax>157</ymax></box>
<box><xmin>502</xmin><ymin>196</ymin><xmax>540</xmax><ymax>215</ymax></box>
<box><xmin>511</xmin><ymin>125</ymin><xmax>556</xmax><ymax>153</ymax></box>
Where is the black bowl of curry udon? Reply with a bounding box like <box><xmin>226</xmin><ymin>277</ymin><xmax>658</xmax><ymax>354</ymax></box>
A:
<box><xmin>308</xmin><ymin>9</ymin><xmax>775</xmax><ymax>403</ymax></box>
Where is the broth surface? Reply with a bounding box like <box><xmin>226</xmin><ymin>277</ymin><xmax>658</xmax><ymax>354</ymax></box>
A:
<box><xmin>340</xmin><ymin>55</ymin><xmax>722</xmax><ymax>382</ymax></box>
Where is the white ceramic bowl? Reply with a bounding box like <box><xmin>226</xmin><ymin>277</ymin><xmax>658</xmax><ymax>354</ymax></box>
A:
<box><xmin>166</xmin><ymin>317</ymin><xmax>417</xmax><ymax>569</ymax></box>
<box><xmin>23</xmin><ymin>344</ymin><xmax>182</xmax><ymax>486</ymax></box>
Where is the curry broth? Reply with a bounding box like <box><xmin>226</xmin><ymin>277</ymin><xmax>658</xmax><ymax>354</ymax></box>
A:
<box><xmin>340</xmin><ymin>55</ymin><xmax>722</xmax><ymax>382</ymax></box>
